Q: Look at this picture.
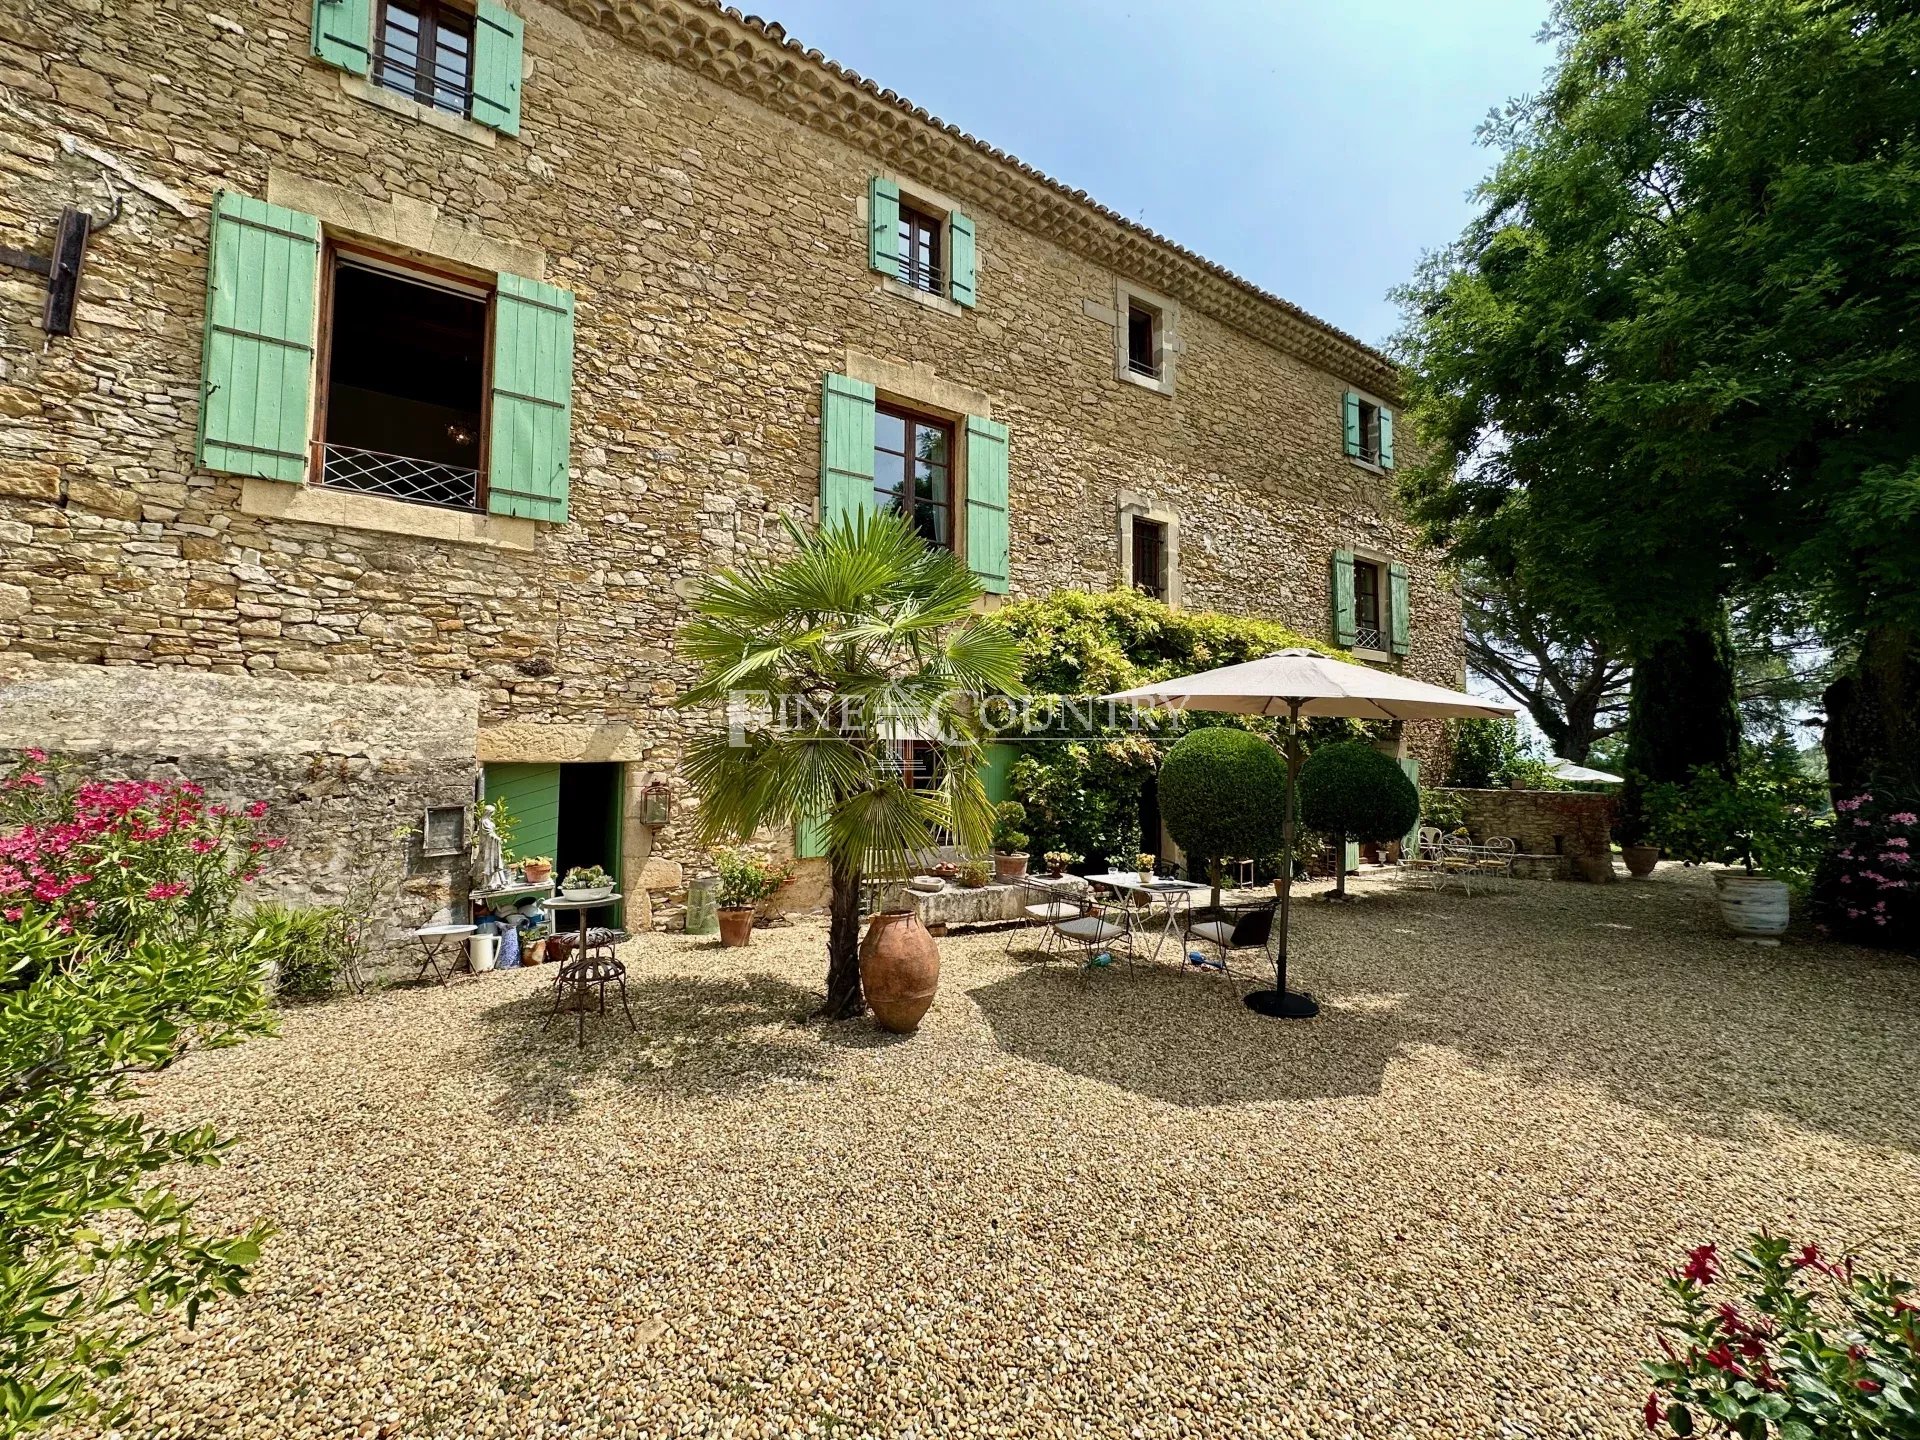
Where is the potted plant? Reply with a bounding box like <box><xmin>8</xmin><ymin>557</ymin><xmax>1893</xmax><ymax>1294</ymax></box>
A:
<box><xmin>521</xmin><ymin>855</ymin><xmax>553</xmax><ymax>884</ymax></box>
<box><xmin>957</xmin><ymin>860</ymin><xmax>990</xmax><ymax>889</ymax></box>
<box><xmin>1134</xmin><ymin>851</ymin><xmax>1156</xmax><ymax>883</ymax></box>
<box><xmin>1043</xmin><ymin>849</ymin><xmax>1078</xmax><ymax>878</ymax></box>
<box><xmin>522</xmin><ymin>920</ymin><xmax>550</xmax><ymax>965</ymax></box>
<box><xmin>713</xmin><ymin>847</ymin><xmax>793</xmax><ymax>948</ymax></box>
<box><xmin>558</xmin><ymin>864</ymin><xmax>613</xmax><ymax>900</ymax></box>
<box><xmin>991</xmin><ymin>802</ymin><xmax>1030</xmax><ymax>882</ymax></box>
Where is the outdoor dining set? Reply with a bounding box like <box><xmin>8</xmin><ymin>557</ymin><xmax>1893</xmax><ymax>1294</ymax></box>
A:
<box><xmin>1004</xmin><ymin>869</ymin><xmax>1279</xmax><ymax>978</ymax></box>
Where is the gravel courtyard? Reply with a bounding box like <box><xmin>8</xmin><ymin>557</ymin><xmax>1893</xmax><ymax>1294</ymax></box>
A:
<box><xmin>84</xmin><ymin>868</ymin><xmax>1920</xmax><ymax>1440</ymax></box>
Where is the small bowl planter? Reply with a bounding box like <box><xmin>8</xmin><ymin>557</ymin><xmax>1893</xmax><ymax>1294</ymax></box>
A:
<box><xmin>993</xmin><ymin>852</ymin><xmax>1028</xmax><ymax>882</ymax></box>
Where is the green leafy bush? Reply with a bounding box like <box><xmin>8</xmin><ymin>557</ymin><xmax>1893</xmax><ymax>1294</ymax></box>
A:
<box><xmin>1643</xmin><ymin>741</ymin><xmax>1829</xmax><ymax>890</ymax></box>
<box><xmin>1159</xmin><ymin>729</ymin><xmax>1289</xmax><ymax>895</ymax></box>
<box><xmin>241</xmin><ymin>902</ymin><xmax>353</xmax><ymax>1001</ymax></box>
<box><xmin>991</xmin><ymin>801</ymin><xmax>1029</xmax><ymax>854</ymax></box>
<box><xmin>1643</xmin><ymin>1233</ymin><xmax>1917</xmax><ymax>1438</ymax></box>
<box><xmin>1445</xmin><ymin>718</ymin><xmax>1520</xmax><ymax>788</ymax></box>
<box><xmin>0</xmin><ymin>751</ymin><xmax>273</xmax><ymax>1436</ymax></box>
<box><xmin>1420</xmin><ymin>788</ymin><xmax>1468</xmax><ymax>834</ymax></box>
<box><xmin>1299</xmin><ymin>743</ymin><xmax>1420</xmax><ymax>898</ymax></box>
<box><xmin>1006</xmin><ymin>739</ymin><xmax>1159</xmax><ymax>872</ymax></box>
<box><xmin>712</xmin><ymin>848</ymin><xmax>793</xmax><ymax>910</ymax></box>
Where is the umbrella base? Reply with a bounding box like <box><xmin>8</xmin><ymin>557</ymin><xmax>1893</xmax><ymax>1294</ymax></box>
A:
<box><xmin>1243</xmin><ymin>988</ymin><xmax>1319</xmax><ymax>1020</ymax></box>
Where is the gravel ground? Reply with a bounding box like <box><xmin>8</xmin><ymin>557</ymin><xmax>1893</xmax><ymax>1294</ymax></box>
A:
<box><xmin>73</xmin><ymin>867</ymin><xmax>1920</xmax><ymax>1440</ymax></box>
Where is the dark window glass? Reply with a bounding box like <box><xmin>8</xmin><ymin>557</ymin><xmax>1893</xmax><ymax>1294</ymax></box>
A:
<box><xmin>1355</xmin><ymin>399</ymin><xmax>1381</xmax><ymax>463</ymax></box>
<box><xmin>1127</xmin><ymin>304</ymin><xmax>1158</xmax><ymax>377</ymax></box>
<box><xmin>1353</xmin><ymin>558</ymin><xmax>1383</xmax><ymax>642</ymax></box>
<box><xmin>897</xmin><ymin>741</ymin><xmax>942</xmax><ymax>792</ymax></box>
<box><xmin>375</xmin><ymin>0</ymin><xmax>475</xmax><ymax>116</ymax></box>
<box><xmin>897</xmin><ymin>203</ymin><xmax>943</xmax><ymax>295</ymax></box>
<box><xmin>1132</xmin><ymin>516</ymin><xmax>1166</xmax><ymax>599</ymax></box>
<box><xmin>873</xmin><ymin>404</ymin><xmax>953</xmax><ymax>551</ymax></box>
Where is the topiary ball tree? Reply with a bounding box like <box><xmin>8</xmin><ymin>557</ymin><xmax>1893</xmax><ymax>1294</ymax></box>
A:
<box><xmin>1159</xmin><ymin>727</ymin><xmax>1290</xmax><ymax>905</ymax></box>
<box><xmin>1296</xmin><ymin>741</ymin><xmax>1420</xmax><ymax>900</ymax></box>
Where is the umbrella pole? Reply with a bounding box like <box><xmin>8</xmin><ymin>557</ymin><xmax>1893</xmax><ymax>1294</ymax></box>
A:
<box><xmin>1245</xmin><ymin>699</ymin><xmax>1319</xmax><ymax>1020</ymax></box>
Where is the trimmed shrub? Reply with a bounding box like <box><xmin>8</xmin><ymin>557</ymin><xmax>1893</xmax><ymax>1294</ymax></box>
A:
<box><xmin>1298</xmin><ymin>742</ymin><xmax>1419</xmax><ymax>897</ymax></box>
<box><xmin>1159</xmin><ymin>728</ymin><xmax>1289</xmax><ymax>893</ymax></box>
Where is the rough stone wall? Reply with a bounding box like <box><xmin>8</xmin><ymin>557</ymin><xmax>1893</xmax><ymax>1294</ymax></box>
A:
<box><xmin>0</xmin><ymin>658</ymin><xmax>480</xmax><ymax>933</ymax></box>
<box><xmin>0</xmin><ymin>0</ymin><xmax>1463</xmax><ymax>887</ymax></box>
<box><xmin>1435</xmin><ymin>788</ymin><xmax>1619</xmax><ymax>883</ymax></box>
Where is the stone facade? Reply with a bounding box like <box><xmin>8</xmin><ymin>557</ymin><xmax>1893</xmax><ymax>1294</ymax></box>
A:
<box><xmin>1435</xmin><ymin>788</ymin><xmax>1620</xmax><ymax>883</ymax></box>
<box><xmin>0</xmin><ymin>0</ymin><xmax>1464</xmax><ymax>918</ymax></box>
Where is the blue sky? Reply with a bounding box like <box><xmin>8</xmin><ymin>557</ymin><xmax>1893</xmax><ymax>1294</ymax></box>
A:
<box><xmin>765</xmin><ymin>0</ymin><xmax>1558</xmax><ymax>349</ymax></box>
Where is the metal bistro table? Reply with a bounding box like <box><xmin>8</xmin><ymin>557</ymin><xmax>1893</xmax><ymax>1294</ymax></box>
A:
<box><xmin>543</xmin><ymin>892</ymin><xmax>632</xmax><ymax>1045</ymax></box>
<box><xmin>1082</xmin><ymin>873</ymin><xmax>1212</xmax><ymax>963</ymax></box>
<box><xmin>411</xmin><ymin>922</ymin><xmax>477</xmax><ymax>985</ymax></box>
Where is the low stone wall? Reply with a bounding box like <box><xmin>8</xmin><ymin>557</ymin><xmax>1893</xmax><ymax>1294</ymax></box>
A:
<box><xmin>1434</xmin><ymin>787</ymin><xmax>1619</xmax><ymax>883</ymax></box>
<box><xmin>0</xmin><ymin>659</ymin><xmax>481</xmax><ymax>938</ymax></box>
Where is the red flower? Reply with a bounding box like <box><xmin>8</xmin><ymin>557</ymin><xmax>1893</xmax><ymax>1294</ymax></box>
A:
<box><xmin>2</xmin><ymin>906</ymin><xmax>21</xmax><ymax>922</ymax></box>
<box><xmin>1703</xmin><ymin>1343</ymin><xmax>1740</xmax><ymax>1373</ymax></box>
<box><xmin>1681</xmin><ymin>1244</ymin><xmax>1720</xmax><ymax>1285</ymax></box>
<box><xmin>1643</xmin><ymin>1391</ymin><xmax>1663</xmax><ymax>1431</ymax></box>
<box><xmin>246</xmin><ymin>800</ymin><xmax>269</xmax><ymax>819</ymax></box>
<box><xmin>22</xmin><ymin>747</ymin><xmax>46</xmax><ymax>762</ymax></box>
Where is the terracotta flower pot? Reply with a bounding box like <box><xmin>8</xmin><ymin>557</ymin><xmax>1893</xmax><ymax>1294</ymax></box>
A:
<box><xmin>716</xmin><ymin>906</ymin><xmax>755</xmax><ymax>947</ymax></box>
<box><xmin>993</xmin><ymin>852</ymin><xmax>1028</xmax><ymax>882</ymax></box>
<box><xmin>523</xmin><ymin>862</ymin><xmax>552</xmax><ymax>884</ymax></box>
<box><xmin>1623</xmin><ymin>844</ymin><xmax>1659</xmax><ymax>878</ymax></box>
<box><xmin>859</xmin><ymin>908</ymin><xmax>940</xmax><ymax>1034</ymax></box>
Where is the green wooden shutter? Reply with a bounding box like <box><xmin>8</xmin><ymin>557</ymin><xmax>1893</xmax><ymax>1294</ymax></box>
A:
<box><xmin>487</xmin><ymin>272</ymin><xmax>573</xmax><ymax>523</ymax></box>
<box><xmin>470</xmin><ymin>0</ymin><xmax>524</xmax><ymax>137</ymax></box>
<box><xmin>1389</xmin><ymin>562</ymin><xmax>1410</xmax><ymax>655</ymax></box>
<box><xmin>948</xmin><ymin>211</ymin><xmax>977</xmax><ymax>307</ymax></box>
<box><xmin>1330</xmin><ymin>549</ymin><xmax>1357</xmax><ymax>647</ymax></box>
<box><xmin>819</xmin><ymin>373</ymin><xmax>877</xmax><ymax>526</ymax></box>
<box><xmin>310</xmin><ymin>0</ymin><xmax>371</xmax><ymax>74</ymax></box>
<box><xmin>868</xmin><ymin>177</ymin><xmax>900</xmax><ymax>278</ymax></box>
<box><xmin>1342</xmin><ymin>391</ymin><xmax>1361</xmax><ymax>458</ymax></box>
<box><xmin>796</xmin><ymin>810</ymin><xmax>828</xmax><ymax>860</ymax></box>
<box><xmin>197</xmin><ymin>191</ymin><xmax>321</xmax><ymax>484</ymax></box>
<box><xmin>484</xmin><ymin>762</ymin><xmax>561</xmax><ymax>863</ymax></box>
<box><xmin>1378</xmin><ymin>406</ymin><xmax>1394</xmax><ymax>469</ymax></box>
<box><xmin>964</xmin><ymin>415</ymin><xmax>1009</xmax><ymax>594</ymax></box>
<box><xmin>1399</xmin><ymin>757</ymin><xmax>1421</xmax><ymax>855</ymax></box>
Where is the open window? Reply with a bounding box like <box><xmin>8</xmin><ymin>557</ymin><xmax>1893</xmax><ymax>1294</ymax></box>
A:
<box><xmin>373</xmin><ymin>0</ymin><xmax>475</xmax><ymax>116</ymax></box>
<box><xmin>1342</xmin><ymin>391</ymin><xmax>1394</xmax><ymax>468</ymax></box>
<box><xmin>873</xmin><ymin>403</ymin><xmax>954</xmax><ymax>551</ymax></box>
<box><xmin>1127</xmin><ymin>301</ymin><xmax>1161</xmax><ymax>380</ymax></box>
<box><xmin>896</xmin><ymin>200</ymin><xmax>944</xmax><ymax>297</ymax></box>
<box><xmin>1114</xmin><ymin>281</ymin><xmax>1177</xmax><ymax>394</ymax></box>
<box><xmin>319</xmin><ymin>250</ymin><xmax>489</xmax><ymax>511</ymax></box>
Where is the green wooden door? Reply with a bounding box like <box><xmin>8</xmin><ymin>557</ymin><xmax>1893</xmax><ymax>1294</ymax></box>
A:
<box><xmin>484</xmin><ymin>763</ymin><xmax>561</xmax><ymax>864</ymax></box>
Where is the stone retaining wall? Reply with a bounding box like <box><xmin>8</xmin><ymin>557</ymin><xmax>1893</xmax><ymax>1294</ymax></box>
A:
<box><xmin>1434</xmin><ymin>787</ymin><xmax>1619</xmax><ymax>883</ymax></box>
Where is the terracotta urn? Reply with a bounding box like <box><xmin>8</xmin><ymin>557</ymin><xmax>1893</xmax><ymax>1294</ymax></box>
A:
<box><xmin>716</xmin><ymin>906</ymin><xmax>755</xmax><ymax>947</ymax></box>
<box><xmin>859</xmin><ymin>908</ymin><xmax>940</xmax><ymax>1034</ymax></box>
<box><xmin>1622</xmin><ymin>844</ymin><xmax>1659</xmax><ymax>878</ymax></box>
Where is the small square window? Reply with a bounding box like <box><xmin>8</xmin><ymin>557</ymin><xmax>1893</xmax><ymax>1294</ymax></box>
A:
<box><xmin>897</xmin><ymin>202</ymin><xmax>944</xmax><ymax>296</ymax></box>
<box><xmin>1131</xmin><ymin>515</ymin><xmax>1167</xmax><ymax>600</ymax></box>
<box><xmin>374</xmin><ymin>0</ymin><xmax>475</xmax><ymax>117</ymax></box>
<box><xmin>1127</xmin><ymin>303</ymin><xmax>1160</xmax><ymax>379</ymax></box>
<box><xmin>319</xmin><ymin>251</ymin><xmax>490</xmax><ymax>511</ymax></box>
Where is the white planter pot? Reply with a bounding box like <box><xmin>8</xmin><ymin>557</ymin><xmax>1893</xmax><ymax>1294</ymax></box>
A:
<box><xmin>469</xmin><ymin>933</ymin><xmax>500</xmax><ymax>972</ymax></box>
<box><xmin>1718</xmin><ymin>875</ymin><xmax>1789</xmax><ymax>944</ymax></box>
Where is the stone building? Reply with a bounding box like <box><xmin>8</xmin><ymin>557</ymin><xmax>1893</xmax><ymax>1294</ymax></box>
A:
<box><xmin>0</xmin><ymin>0</ymin><xmax>1463</xmax><ymax>925</ymax></box>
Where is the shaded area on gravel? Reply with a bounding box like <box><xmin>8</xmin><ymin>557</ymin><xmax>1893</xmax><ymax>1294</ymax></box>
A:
<box><xmin>69</xmin><ymin>867</ymin><xmax>1920</xmax><ymax>1440</ymax></box>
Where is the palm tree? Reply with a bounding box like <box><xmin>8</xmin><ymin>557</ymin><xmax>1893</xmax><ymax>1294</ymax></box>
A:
<box><xmin>678</xmin><ymin>512</ymin><xmax>1025</xmax><ymax>1019</ymax></box>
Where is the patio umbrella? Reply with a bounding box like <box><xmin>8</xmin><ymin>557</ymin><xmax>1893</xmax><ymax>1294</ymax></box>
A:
<box><xmin>1103</xmin><ymin>649</ymin><xmax>1517</xmax><ymax>1020</ymax></box>
<box><xmin>1547</xmin><ymin>757</ymin><xmax>1624</xmax><ymax>784</ymax></box>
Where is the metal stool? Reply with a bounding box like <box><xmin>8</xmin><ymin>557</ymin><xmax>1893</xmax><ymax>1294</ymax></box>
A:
<box><xmin>545</xmin><ymin>954</ymin><xmax>635</xmax><ymax>1046</ymax></box>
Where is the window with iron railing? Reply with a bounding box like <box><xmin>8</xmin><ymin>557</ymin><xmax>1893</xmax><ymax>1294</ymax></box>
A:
<box><xmin>896</xmin><ymin>202</ymin><xmax>944</xmax><ymax>296</ymax></box>
<box><xmin>1127</xmin><ymin>303</ymin><xmax>1160</xmax><ymax>379</ymax></box>
<box><xmin>373</xmin><ymin>0</ymin><xmax>475</xmax><ymax>117</ymax></box>
<box><xmin>1353</xmin><ymin>557</ymin><xmax>1386</xmax><ymax>650</ymax></box>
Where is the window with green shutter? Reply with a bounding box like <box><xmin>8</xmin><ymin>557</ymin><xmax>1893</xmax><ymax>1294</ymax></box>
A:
<box><xmin>469</xmin><ymin>0</ymin><xmax>524</xmax><ymax>137</ymax></box>
<box><xmin>1378</xmin><ymin>407</ymin><xmax>1394</xmax><ymax>469</ymax></box>
<box><xmin>487</xmin><ymin>272</ymin><xmax>574</xmax><ymax>523</ymax></box>
<box><xmin>964</xmin><ymin>416</ymin><xmax>1009</xmax><ymax>594</ymax></box>
<box><xmin>868</xmin><ymin>177</ymin><xmax>901</xmax><ymax>280</ymax></box>
<box><xmin>1330</xmin><ymin>548</ymin><xmax>1358</xmax><ymax>648</ymax></box>
<box><xmin>311</xmin><ymin>0</ymin><xmax>373</xmax><ymax>74</ymax></box>
<box><xmin>1389</xmin><ymin>562</ymin><xmax>1410</xmax><ymax>655</ymax></box>
<box><xmin>197</xmin><ymin>191</ymin><xmax>322</xmax><ymax>484</ymax></box>
<box><xmin>1342</xmin><ymin>391</ymin><xmax>1361</xmax><ymax>459</ymax></box>
<box><xmin>1342</xmin><ymin>390</ymin><xmax>1391</xmax><ymax>467</ymax></box>
<box><xmin>820</xmin><ymin>373</ymin><xmax>877</xmax><ymax>526</ymax></box>
<box><xmin>948</xmin><ymin>211</ymin><xmax>976</xmax><ymax>307</ymax></box>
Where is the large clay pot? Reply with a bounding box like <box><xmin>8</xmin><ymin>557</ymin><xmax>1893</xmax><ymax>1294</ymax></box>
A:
<box><xmin>859</xmin><ymin>908</ymin><xmax>940</xmax><ymax>1034</ymax></box>
<box><xmin>1622</xmin><ymin>844</ymin><xmax>1660</xmax><ymax>878</ymax></box>
<box><xmin>716</xmin><ymin>906</ymin><xmax>755</xmax><ymax>947</ymax></box>
<box><xmin>1719</xmin><ymin>874</ymin><xmax>1789</xmax><ymax>944</ymax></box>
<box><xmin>993</xmin><ymin>852</ymin><xmax>1028</xmax><ymax>882</ymax></box>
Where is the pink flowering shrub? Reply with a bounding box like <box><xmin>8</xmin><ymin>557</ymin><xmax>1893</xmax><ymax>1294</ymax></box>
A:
<box><xmin>0</xmin><ymin>749</ymin><xmax>283</xmax><ymax>966</ymax></box>
<box><xmin>1643</xmin><ymin>1233</ymin><xmax>1919</xmax><ymax>1438</ymax></box>
<box><xmin>1817</xmin><ymin>788</ymin><xmax>1920</xmax><ymax>952</ymax></box>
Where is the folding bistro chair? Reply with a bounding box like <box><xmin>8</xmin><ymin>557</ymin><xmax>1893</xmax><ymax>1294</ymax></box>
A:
<box><xmin>1006</xmin><ymin>877</ymin><xmax>1084</xmax><ymax>958</ymax></box>
<box><xmin>1047</xmin><ymin>897</ymin><xmax>1137</xmax><ymax>970</ymax></box>
<box><xmin>1184</xmin><ymin>899</ymin><xmax>1275</xmax><ymax>980</ymax></box>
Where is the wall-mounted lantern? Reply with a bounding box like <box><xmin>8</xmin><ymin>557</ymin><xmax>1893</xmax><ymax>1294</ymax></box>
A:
<box><xmin>640</xmin><ymin>779</ymin><xmax>673</xmax><ymax>827</ymax></box>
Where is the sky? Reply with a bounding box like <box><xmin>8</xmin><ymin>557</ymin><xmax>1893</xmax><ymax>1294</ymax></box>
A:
<box><xmin>763</xmin><ymin>0</ymin><xmax>1559</xmax><ymax>350</ymax></box>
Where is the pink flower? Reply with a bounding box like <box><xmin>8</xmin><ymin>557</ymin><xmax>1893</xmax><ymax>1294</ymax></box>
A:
<box><xmin>245</xmin><ymin>800</ymin><xmax>269</xmax><ymax>819</ymax></box>
<box><xmin>189</xmin><ymin>838</ymin><xmax>216</xmax><ymax>854</ymax></box>
<box><xmin>1681</xmin><ymin>1243</ymin><xmax>1719</xmax><ymax>1285</ymax></box>
<box><xmin>1890</xmin><ymin>812</ymin><xmax>1918</xmax><ymax>826</ymax></box>
<box><xmin>22</xmin><ymin>748</ymin><xmax>46</xmax><ymax>762</ymax></box>
<box><xmin>144</xmin><ymin>881</ymin><xmax>188</xmax><ymax>901</ymax></box>
<box><xmin>1</xmin><ymin>906</ymin><xmax>20</xmax><ymax>922</ymax></box>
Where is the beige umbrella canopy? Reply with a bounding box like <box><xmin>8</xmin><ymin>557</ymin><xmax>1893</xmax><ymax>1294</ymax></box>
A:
<box><xmin>1103</xmin><ymin>649</ymin><xmax>1518</xmax><ymax>1020</ymax></box>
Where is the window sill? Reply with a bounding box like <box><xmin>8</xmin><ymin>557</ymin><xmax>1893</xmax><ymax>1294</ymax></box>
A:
<box><xmin>1345</xmin><ymin>455</ymin><xmax>1389</xmax><ymax>476</ymax></box>
<box><xmin>240</xmin><ymin>478</ymin><xmax>541</xmax><ymax>551</ymax></box>
<box><xmin>1350</xmin><ymin>646</ymin><xmax>1396</xmax><ymax>664</ymax></box>
<box><xmin>1119</xmin><ymin>366</ymin><xmax>1174</xmax><ymax>398</ymax></box>
<box><xmin>879</xmin><ymin>275</ymin><xmax>965</xmax><ymax>317</ymax></box>
<box><xmin>338</xmin><ymin>72</ymin><xmax>500</xmax><ymax>148</ymax></box>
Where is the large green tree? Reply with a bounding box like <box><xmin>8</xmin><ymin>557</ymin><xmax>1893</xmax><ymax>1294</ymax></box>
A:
<box><xmin>1395</xmin><ymin>0</ymin><xmax>1920</xmax><ymax>822</ymax></box>
<box><xmin>677</xmin><ymin>513</ymin><xmax>1024</xmax><ymax>1019</ymax></box>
